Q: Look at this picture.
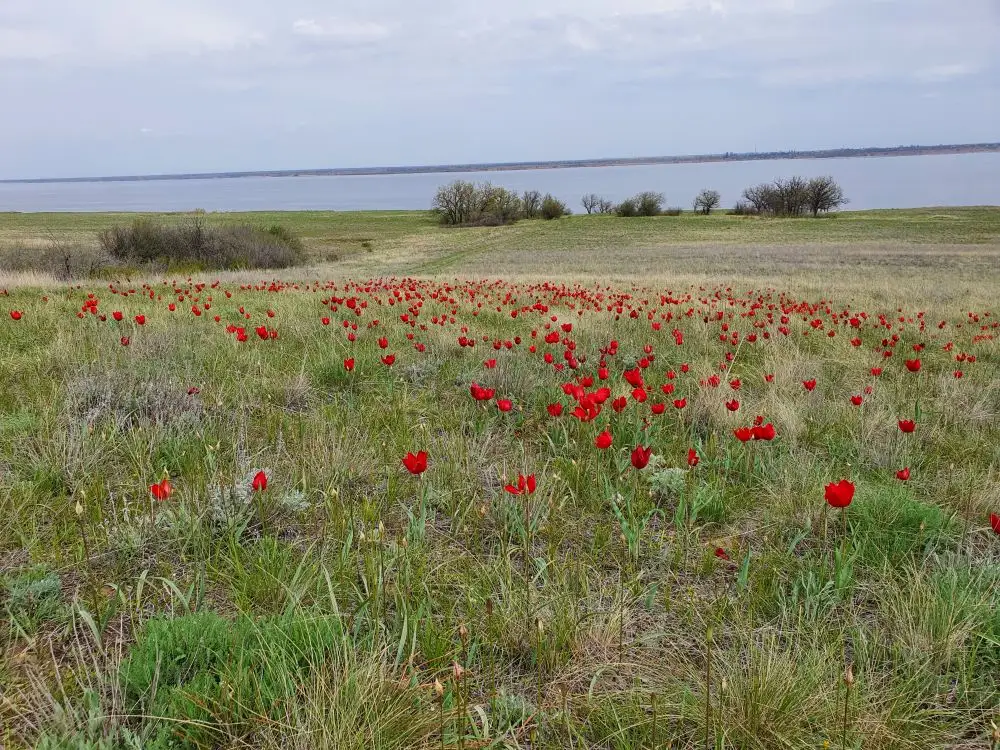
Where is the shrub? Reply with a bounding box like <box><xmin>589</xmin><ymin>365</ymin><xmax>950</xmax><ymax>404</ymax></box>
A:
<box><xmin>634</xmin><ymin>191</ymin><xmax>665</xmax><ymax>217</ymax></box>
<box><xmin>433</xmin><ymin>181</ymin><xmax>542</xmax><ymax>225</ymax></box>
<box><xmin>98</xmin><ymin>219</ymin><xmax>303</xmax><ymax>270</ymax></box>
<box><xmin>662</xmin><ymin>207</ymin><xmax>683</xmax><ymax>216</ymax></box>
<box><xmin>729</xmin><ymin>201</ymin><xmax>757</xmax><ymax>216</ymax></box>
<box><xmin>432</xmin><ymin>180</ymin><xmax>479</xmax><ymax>225</ymax></box>
<box><xmin>615</xmin><ymin>198</ymin><xmax>639</xmax><ymax>217</ymax></box>
<box><xmin>616</xmin><ymin>192</ymin><xmax>664</xmax><ymax>217</ymax></box>
<box><xmin>540</xmin><ymin>194</ymin><xmax>568</xmax><ymax>220</ymax></box>
<box><xmin>0</xmin><ymin>240</ymin><xmax>110</xmax><ymax>280</ymax></box>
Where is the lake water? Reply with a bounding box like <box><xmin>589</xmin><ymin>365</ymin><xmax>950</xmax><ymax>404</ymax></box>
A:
<box><xmin>1</xmin><ymin>153</ymin><xmax>998</xmax><ymax>213</ymax></box>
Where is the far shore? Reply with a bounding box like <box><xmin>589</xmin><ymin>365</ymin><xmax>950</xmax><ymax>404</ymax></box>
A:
<box><xmin>3</xmin><ymin>142</ymin><xmax>998</xmax><ymax>185</ymax></box>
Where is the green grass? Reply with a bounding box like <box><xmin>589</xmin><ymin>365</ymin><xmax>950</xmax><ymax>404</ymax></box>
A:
<box><xmin>0</xmin><ymin>230</ymin><xmax>999</xmax><ymax>748</ymax></box>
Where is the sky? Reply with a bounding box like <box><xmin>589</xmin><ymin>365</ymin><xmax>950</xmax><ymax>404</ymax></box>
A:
<box><xmin>1</xmin><ymin>0</ymin><xmax>997</xmax><ymax>179</ymax></box>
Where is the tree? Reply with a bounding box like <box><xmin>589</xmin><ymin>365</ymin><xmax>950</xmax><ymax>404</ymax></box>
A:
<box><xmin>597</xmin><ymin>198</ymin><xmax>616</xmax><ymax>214</ymax></box>
<box><xmin>615</xmin><ymin>198</ymin><xmax>639</xmax><ymax>217</ymax></box>
<box><xmin>478</xmin><ymin>183</ymin><xmax>522</xmax><ymax>225</ymax></box>
<box><xmin>635</xmin><ymin>191</ymin><xmax>664</xmax><ymax>217</ymax></box>
<box><xmin>521</xmin><ymin>190</ymin><xmax>542</xmax><ymax>219</ymax></box>
<box><xmin>693</xmin><ymin>189</ymin><xmax>721</xmax><ymax>215</ymax></box>
<box><xmin>432</xmin><ymin>181</ymin><xmax>478</xmax><ymax>225</ymax></box>
<box><xmin>540</xmin><ymin>194</ymin><xmax>568</xmax><ymax>220</ymax></box>
<box><xmin>805</xmin><ymin>176</ymin><xmax>847</xmax><ymax>216</ymax></box>
<box><xmin>581</xmin><ymin>194</ymin><xmax>601</xmax><ymax>214</ymax></box>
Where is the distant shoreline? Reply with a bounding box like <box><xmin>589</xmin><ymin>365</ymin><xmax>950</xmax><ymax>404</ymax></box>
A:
<box><xmin>3</xmin><ymin>142</ymin><xmax>998</xmax><ymax>185</ymax></box>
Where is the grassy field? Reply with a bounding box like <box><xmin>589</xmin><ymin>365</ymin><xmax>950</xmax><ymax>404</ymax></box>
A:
<box><xmin>1</xmin><ymin>208</ymin><xmax>999</xmax><ymax>748</ymax></box>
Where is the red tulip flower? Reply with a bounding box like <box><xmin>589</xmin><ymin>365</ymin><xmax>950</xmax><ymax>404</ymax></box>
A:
<box><xmin>904</xmin><ymin>358</ymin><xmax>921</xmax><ymax>372</ymax></box>
<box><xmin>402</xmin><ymin>451</ymin><xmax>428</xmax><ymax>475</ymax></box>
<box><xmin>10</xmin><ymin>310</ymin><xmax>22</xmax><ymax>321</ymax></box>
<box><xmin>733</xmin><ymin>427</ymin><xmax>753</xmax><ymax>442</ymax></box>
<box><xmin>824</xmin><ymin>479</ymin><xmax>855</xmax><ymax>508</ymax></box>
<box><xmin>802</xmin><ymin>379</ymin><xmax>817</xmax><ymax>391</ymax></box>
<box><xmin>150</xmin><ymin>478</ymin><xmax>172</xmax><ymax>501</ymax></box>
<box><xmin>112</xmin><ymin>311</ymin><xmax>124</xmax><ymax>321</ymax></box>
<box><xmin>673</xmin><ymin>398</ymin><xmax>687</xmax><ymax>409</ymax></box>
<box><xmin>725</xmin><ymin>399</ymin><xmax>740</xmax><ymax>412</ymax></box>
<box><xmin>714</xmin><ymin>547</ymin><xmax>731</xmax><ymax>562</ymax></box>
<box><xmin>344</xmin><ymin>358</ymin><xmax>355</xmax><ymax>371</ymax></box>
<box><xmin>752</xmin><ymin>423</ymin><xmax>776</xmax><ymax>441</ymax></box>
<box><xmin>135</xmin><ymin>315</ymin><xmax>146</xmax><ymax>325</ymax></box>
<box><xmin>898</xmin><ymin>419</ymin><xmax>915</xmax><ymax>433</ymax></box>
<box><xmin>850</xmin><ymin>395</ymin><xmax>863</xmax><ymax>406</ymax></box>
<box><xmin>120</xmin><ymin>336</ymin><xmax>130</xmax><ymax>346</ymax></box>
<box><xmin>505</xmin><ymin>474</ymin><xmax>537</xmax><ymax>496</ymax></box>
<box><xmin>630</xmin><ymin>445</ymin><xmax>652</xmax><ymax>470</ymax></box>
<box><xmin>251</xmin><ymin>471</ymin><xmax>268</xmax><ymax>492</ymax></box>
<box><xmin>990</xmin><ymin>513</ymin><xmax>1000</xmax><ymax>536</ymax></box>
<box><xmin>547</xmin><ymin>403</ymin><xmax>563</xmax><ymax>417</ymax></box>
<box><xmin>687</xmin><ymin>448</ymin><xmax>699</xmax><ymax>467</ymax></box>
<box><xmin>895</xmin><ymin>468</ymin><xmax>910</xmax><ymax>481</ymax></box>
<box><xmin>595</xmin><ymin>430</ymin><xmax>613</xmax><ymax>450</ymax></box>
<box><xmin>496</xmin><ymin>399</ymin><xmax>513</xmax><ymax>412</ymax></box>
<box><xmin>381</xmin><ymin>354</ymin><xmax>396</xmax><ymax>366</ymax></box>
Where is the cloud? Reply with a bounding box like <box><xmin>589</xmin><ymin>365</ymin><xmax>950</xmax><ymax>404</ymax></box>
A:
<box><xmin>291</xmin><ymin>18</ymin><xmax>390</xmax><ymax>43</ymax></box>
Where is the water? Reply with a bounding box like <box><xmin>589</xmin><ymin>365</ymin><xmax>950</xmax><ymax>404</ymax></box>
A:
<box><xmin>1</xmin><ymin>153</ymin><xmax>998</xmax><ymax>213</ymax></box>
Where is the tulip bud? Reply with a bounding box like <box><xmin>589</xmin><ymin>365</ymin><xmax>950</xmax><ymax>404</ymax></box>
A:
<box><xmin>843</xmin><ymin>663</ymin><xmax>855</xmax><ymax>687</ymax></box>
<box><xmin>458</xmin><ymin>623</ymin><xmax>469</xmax><ymax>644</ymax></box>
<box><xmin>433</xmin><ymin>678</ymin><xmax>444</xmax><ymax>698</ymax></box>
<box><xmin>536</xmin><ymin>617</ymin><xmax>545</xmax><ymax>634</ymax></box>
<box><xmin>452</xmin><ymin>661</ymin><xmax>465</xmax><ymax>680</ymax></box>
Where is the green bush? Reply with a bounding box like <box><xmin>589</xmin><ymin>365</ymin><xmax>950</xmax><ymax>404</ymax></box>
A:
<box><xmin>97</xmin><ymin>218</ymin><xmax>304</xmax><ymax>270</ymax></box>
<box><xmin>540</xmin><ymin>194</ymin><xmax>568</xmax><ymax>220</ymax></box>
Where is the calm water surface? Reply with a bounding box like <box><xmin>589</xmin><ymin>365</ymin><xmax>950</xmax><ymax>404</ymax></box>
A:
<box><xmin>1</xmin><ymin>153</ymin><xmax>997</xmax><ymax>212</ymax></box>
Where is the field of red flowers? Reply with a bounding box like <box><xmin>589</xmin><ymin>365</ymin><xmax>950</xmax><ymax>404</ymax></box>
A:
<box><xmin>2</xmin><ymin>275</ymin><xmax>999</xmax><ymax>749</ymax></box>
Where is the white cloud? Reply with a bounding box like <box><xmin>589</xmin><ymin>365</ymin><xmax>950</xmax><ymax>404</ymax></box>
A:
<box><xmin>291</xmin><ymin>17</ymin><xmax>390</xmax><ymax>42</ymax></box>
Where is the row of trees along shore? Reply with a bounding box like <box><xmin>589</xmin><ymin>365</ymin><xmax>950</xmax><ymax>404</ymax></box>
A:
<box><xmin>432</xmin><ymin>176</ymin><xmax>847</xmax><ymax>225</ymax></box>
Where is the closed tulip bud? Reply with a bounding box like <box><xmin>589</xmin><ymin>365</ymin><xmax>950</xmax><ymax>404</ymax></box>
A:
<box><xmin>844</xmin><ymin>663</ymin><xmax>855</xmax><ymax>687</ymax></box>
<box><xmin>459</xmin><ymin>623</ymin><xmax>469</xmax><ymax>644</ymax></box>
<box><xmin>452</xmin><ymin>661</ymin><xmax>466</xmax><ymax>680</ymax></box>
<box><xmin>536</xmin><ymin>617</ymin><xmax>545</xmax><ymax>634</ymax></box>
<box><xmin>400</xmin><ymin>537</ymin><xmax>409</xmax><ymax>550</ymax></box>
<box><xmin>434</xmin><ymin>678</ymin><xmax>444</xmax><ymax>698</ymax></box>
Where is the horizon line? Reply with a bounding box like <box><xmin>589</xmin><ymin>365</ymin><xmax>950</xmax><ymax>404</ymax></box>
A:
<box><xmin>3</xmin><ymin>141</ymin><xmax>998</xmax><ymax>185</ymax></box>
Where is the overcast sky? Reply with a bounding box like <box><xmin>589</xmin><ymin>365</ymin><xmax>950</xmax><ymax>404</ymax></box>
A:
<box><xmin>2</xmin><ymin>0</ymin><xmax>997</xmax><ymax>179</ymax></box>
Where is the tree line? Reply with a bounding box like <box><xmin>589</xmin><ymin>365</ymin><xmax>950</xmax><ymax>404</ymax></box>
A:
<box><xmin>432</xmin><ymin>176</ymin><xmax>846</xmax><ymax>225</ymax></box>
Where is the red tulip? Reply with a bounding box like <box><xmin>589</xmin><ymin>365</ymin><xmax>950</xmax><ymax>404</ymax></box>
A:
<box><xmin>714</xmin><ymin>547</ymin><xmax>731</xmax><ymax>561</ymax></box>
<box><xmin>120</xmin><ymin>336</ymin><xmax>130</xmax><ymax>346</ymax></box>
<box><xmin>344</xmin><ymin>358</ymin><xmax>355</xmax><ymax>371</ymax></box>
<box><xmin>187</xmin><ymin>387</ymin><xmax>200</xmax><ymax>395</ymax></box>
<box><xmin>547</xmin><ymin>403</ymin><xmax>563</xmax><ymax>417</ymax></box>
<box><xmin>630</xmin><ymin>445</ymin><xmax>652</xmax><ymax>470</ymax></box>
<box><xmin>824</xmin><ymin>479</ymin><xmax>855</xmax><ymax>508</ymax></box>
<box><xmin>802</xmin><ymin>379</ymin><xmax>817</xmax><ymax>391</ymax></box>
<box><xmin>895</xmin><ymin>468</ymin><xmax>910</xmax><ymax>481</ymax></box>
<box><xmin>255</xmin><ymin>325</ymin><xmax>268</xmax><ymax>340</ymax></box>
<box><xmin>733</xmin><ymin>427</ymin><xmax>753</xmax><ymax>442</ymax></box>
<box><xmin>673</xmin><ymin>398</ymin><xmax>687</xmax><ymax>409</ymax></box>
<box><xmin>10</xmin><ymin>310</ymin><xmax>22</xmax><ymax>320</ymax></box>
<box><xmin>402</xmin><ymin>450</ymin><xmax>428</xmax><ymax>475</ymax></box>
<box><xmin>381</xmin><ymin>354</ymin><xmax>396</xmax><ymax>366</ymax></box>
<box><xmin>112</xmin><ymin>311</ymin><xmax>123</xmax><ymax>321</ymax></box>
<box><xmin>725</xmin><ymin>399</ymin><xmax>740</xmax><ymax>412</ymax></box>
<box><xmin>378</xmin><ymin>337</ymin><xmax>389</xmax><ymax>349</ymax></box>
<box><xmin>850</xmin><ymin>395</ymin><xmax>863</xmax><ymax>406</ymax></box>
<box><xmin>904</xmin><ymin>358</ymin><xmax>921</xmax><ymax>372</ymax></box>
<box><xmin>898</xmin><ymin>419</ymin><xmax>915</xmax><ymax>433</ymax></box>
<box><xmin>505</xmin><ymin>474</ymin><xmax>537</xmax><ymax>495</ymax></box>
<box><xmin>612</xmin><ymin>396</ymin><xmax>628</xmax><ymax>413</ymax></box>
<box><xmin>497</xmin><ymin>399</ymin><xmax>513</xmax><ymax>412</ymax></box>
<box><xmin>595</xmin><ymin>430</ymin><xmax>613</xmax><ymax>450</ymax></box>
<box><xmin>135</xmin><ymin>315</ymin><xmax>146</xmax><ymax>325</ymax></box>
<box><xmin>752</xmin><ymin>423</ymin><xmax>776</xmax><ymax>441</ymax></box>
<box><xmin>991</xmin><ymin>513</ymin><xmax>1000</xmax><ymax>536</ymax></box>
<box><xmin>150</xmin><ymin>478</ymin><xmax>172</xmax><ymax>501</ymax></box>
<box><xmin>251</xmin><ymin>471</ymin><xmax>268</xmax><ymax>492</ymax></box>
<box><xmin>687</xmin><ymin>448</ymin><xmax>699</xmax><ymax>467</ymax></box>
<box><xmin>650</xmin><ymin>402</ymin><xmax>666</xmax><ymax>415</ymax></box>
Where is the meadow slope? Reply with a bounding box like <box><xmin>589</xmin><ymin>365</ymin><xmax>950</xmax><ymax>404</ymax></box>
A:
<box><xmin>1</xmin><ymin>208</ymin><xmax>999</xmax><ymax>749</ymax></box>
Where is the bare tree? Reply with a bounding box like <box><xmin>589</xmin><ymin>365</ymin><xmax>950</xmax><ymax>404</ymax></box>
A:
<box><xmin>432</xmin><ymin>181</ymin><xmax>478</xmax><ymax>225</ymax></box>
<box><xmin>805</xmin><ymin>176</ymin><xmax>847</xmax><ymax>216</ymax></box>
<box><xmin>521</xmin><ymin>190</ymin><xmax>542</xmax><ymax>219</ymax></box>
<box><xmin>581</xmin><ymin>194</ymin><xmax>601</xmax><ymax>214</ymax></box>
<box><xmin>693</xmin><ymin>189</ymin><xmax>721</xmax><ymax>215</ymax></box>
<box><xmin>597</xmin><ymin>198</ymin><xmax>616</xmax><ymax>214</ymax></box>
